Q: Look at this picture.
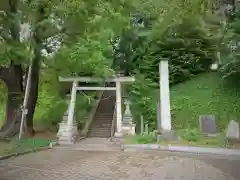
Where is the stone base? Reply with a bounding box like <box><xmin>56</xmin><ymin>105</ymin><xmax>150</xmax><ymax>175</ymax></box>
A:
<box><xmin>121</xmin><ymin>123</ymin><xmax>136</xmax><ymax>135</ymax></box>
<box><xmin>57</xmin><ymin>123</ymin><xmax>78</xmax><ymax>145</ymax></box>
<box><xmin>202</xmin><ymin>133</ymin><xmax>220</xmax><ymax>137</ymax></box>
<box><xmin>114</xmin><ymin>132</ymin><xmax>124</xmax><ymax>138</ymax></box>
<box><xmin>157</xmin><ymin>130</ymin><xmax>180</xmax><ymax>142</ymax></box>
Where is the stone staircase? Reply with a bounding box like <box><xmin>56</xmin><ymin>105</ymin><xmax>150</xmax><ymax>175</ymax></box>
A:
<box><xmin>87</xmin><ymin>91</ymin><xmax>115</xmax><ymax>138</ymax></box>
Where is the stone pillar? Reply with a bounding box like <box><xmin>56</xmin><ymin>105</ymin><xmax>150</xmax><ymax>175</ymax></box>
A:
<box><xmin>159</xmin><ymin>60</ymin><xmax>171</xmax><ymax>131</ymax></box>
<box><xmin>57</xmin><ymin>81</ymin><xmax>78</xmax><ymax>145</ymax></box>
<box><xmin>114</xmin><ymin>77</ymin><xmax>123</xmax><ymax>137</ymax></box>
<box><xmin>121</xmin><ymin>99</ymin><xmax>135</xmax><ymax>135</ymax></box>
<box><xmin>158</xmin><ymin>61</ymin><xmax>179</xmax><ymax>141</ymax></box>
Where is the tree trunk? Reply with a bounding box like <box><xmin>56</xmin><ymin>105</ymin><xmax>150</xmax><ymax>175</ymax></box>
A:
<box><xmin>0</xmin><ymin>65</ymin><xmax>23</xmax><ymax>138</ymax></box>
<box><xmin>25</xmin><ymin>54</ymin><xmax>41</xmax><ymax>135</ymax></box>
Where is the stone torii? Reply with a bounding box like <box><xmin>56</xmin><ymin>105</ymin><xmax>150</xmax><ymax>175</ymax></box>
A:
<box><xmin>57</xmin><ymin>75</ymin><xmax>135</xmax><ymax>145</ymax></box>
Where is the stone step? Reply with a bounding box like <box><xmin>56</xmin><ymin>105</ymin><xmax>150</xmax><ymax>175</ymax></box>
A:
<box><xmin>88</xmin><ymin>130</ymin><xmax>111</xmax><ymax>133</ymax></box>
<box><xmin>93</xmin><ymin>115</ymin><xmax>113</xmax><ymax>118</ymax></box>
<box><xmin>90</xmin><ymin>126</ymin><xmax>112</xmax><ymax>129</ymax></box>
<box><xmin>89</xmin><ymin>124</ymin><xmax>112</xmax><ymax>128</ymax></box>
<box><xmin>93</xmin><ymin>120</ymin><xmax>112</xmax><ymax>123</ymax></box>
<box><xmin>88</xmin><ymin>129</ymin><xmax>112</xmax><ymax>135</ymax></box>
<box><xmin>87</xmin><ymin>90</ymin><xmax>115</xmax><ymax>138</ymax></box>
<box><xmin>88</xmin><ymin>134</ymin><xmax>111</xmax><ymax>138</ymax></box>
<box><xmin>88</xmin><ymin>131</ymin><xmax>111</xmax><ymax>134</ymax></box>
<box><xmin>94</xmin><ymin>113</ymin><xmax>113</xmax><ymax>115</ymax></box>
<box><xmin>94</xmin><ymin>116</ymin><xmax>113</xmax><ymax>118</ymax></box>
<box><xmin>94</xmin><ymin>113</ymin><xmax>114</xmax><ymax>116</ymax></box>
<box><xmin>94</xmin><ymin>117</ymin><xmax>113</xmax><ymax>119</ymax></box>
<box><xmin>91</xmin><ymin>123</ymin><xmax>112</xmax><ymax>126</ymax></box>
<box><xmin>88</xmin><ymin>129</ymin><xmax>111</xmax><ymax>134</ymax></box>
<box><xmin>88</xmin><ymin>129</ymin><xmax>111</xmax><ymax>133</ymax></box>
<box><xmin>90</xmin><ymin>123</ymin><xmax>112</xmax><ymax>126</ymax></box>
<box><xmin>93</xmin><ymin>121</ymin><xmax>112</xmax><ymax>123</ymax></box>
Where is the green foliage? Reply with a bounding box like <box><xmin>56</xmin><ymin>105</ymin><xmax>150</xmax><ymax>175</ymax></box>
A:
<box><xmin>125</xmin><ymin>134</ymin><xmax>157</xmax><ymax>144</ymax></box>
<box><xmin>54</xmin><ymin>35</ymin><xmax>114</xmax><ymax>77</ymax></box>
<box><xmin>125</xmin><ymin>130</ymin><xmax>230</xmax><ymax>147</ymax></box>
<box><xmin>1</xmin><ymin>0</ymin><xmax>136</xmax><ymax>130</ymax></box>
<box><xmin>129</xmin><ymin>73</ymin><xmax>158</xmax><ymax>131</ymax></box>
<box><xmin>115</xmin><ymin>2</ymin><xmax>220</xmax><ymax>131</ymax></box>
<box><xmin>52</xmin><ymin>0</ymin><xmax>133</xmax><ymax>77</ymax></box>
<box><xmin>118</xmin><ymin>16</ymin><xmax>219</xmax><ymax>84</ymax></box>
<box><xmin>34</xmin><ymin>68</ymin><xmax>96</xmax><ymax>129</ymax></box>
<box><xmin>0</xmin><ymin>81</ymin><xmax>7</xmax><ymax>127</ymax></box>
<box><xmin>34</xmin><ymin>69</ymin><xmax>66</xmax><ymax>127</ymax></box>
<box><xmin>129</xmin><ymin>72</ymin><xmax>240</xmax><ymax>132</ymax></box>
<box><xmin>177</xmin><ymin>128</ymin><xmax>201</xmax><ymax>142</ymax></box>
<box><xmin>220</xmin><ymin>10</ymin><xmax>240</xmax><ymax>80</ymax></box>
<box><xmin>75</xmin><ymin>92</ymin><xmax>96</xmax><ymax>128</ymax></box>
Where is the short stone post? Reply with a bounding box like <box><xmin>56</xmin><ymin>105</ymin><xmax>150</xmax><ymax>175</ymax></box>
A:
<box><xmin>121</xmin><ymin>99</ymin><xmax>136</xmax><ymax>135</ymax></box>
<box><xmin>140</xmin><ymin>115</ymin><xmax>144</xmax><ymax>135</ymax></box>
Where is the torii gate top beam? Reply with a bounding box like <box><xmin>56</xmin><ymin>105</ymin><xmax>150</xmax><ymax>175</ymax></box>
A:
<box><xmin>59</xmin><ymin>76</ymin><xmax>135</xmax><ymax>83</ymax></box>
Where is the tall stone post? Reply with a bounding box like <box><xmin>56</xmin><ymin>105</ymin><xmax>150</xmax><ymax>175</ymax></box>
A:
<box><xmin>159</xmin><ymin>60</ymin><xmax>171</xmax><ymax>131</ymax></box>
<box><xmin>114</xmin><ymin>77</ymin><xmax>123</xmax><ymax>137</ymax></box>
<box><xmin>158</xmin><ymin>60</ymin><xmax>178</xmax><ymax>141</ymax></box>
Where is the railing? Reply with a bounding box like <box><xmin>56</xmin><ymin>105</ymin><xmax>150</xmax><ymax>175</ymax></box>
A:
<box><xmin>110</xmin><ymin>102</ymin><xmax>116</xmax><ymax>141</ymax></box>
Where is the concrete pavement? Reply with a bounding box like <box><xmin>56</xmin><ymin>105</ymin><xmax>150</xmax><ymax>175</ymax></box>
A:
<box><xmin>0</xmin><ymin>148</ymin><xmax>239</xmax><ymax>180</ymax></box>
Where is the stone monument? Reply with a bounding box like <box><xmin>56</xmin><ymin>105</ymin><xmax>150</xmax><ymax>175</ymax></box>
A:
<box><xmin>199</xmin><ymin>115</ymin><xmax>217</xmax><ymax>135</ymax></box>
<box><xmin>121</xmin><ymin>99</ymin><xmax>136</xmax><ymax>135</ymax></box>
<box><xmin>226</xmin><ymin>120</ymin><xmax>240</xmax><ymax>141</ymax></box>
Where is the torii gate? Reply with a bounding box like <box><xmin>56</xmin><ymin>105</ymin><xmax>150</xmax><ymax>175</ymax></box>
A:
<box><xmin>58</xmin><ymin>75</ymin><xmax>135</xmax><ymax>145</ymax></box>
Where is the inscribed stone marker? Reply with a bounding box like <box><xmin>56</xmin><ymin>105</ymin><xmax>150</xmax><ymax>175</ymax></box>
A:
<box><xmin>226</xmin><ymin>120</ymin><xmax>240</xmax><ymax>140</ymax></box>
<box><xmin>199</xmin><ymin>115</ymin><xmax>217</xmax><ymax>134</ymax></box>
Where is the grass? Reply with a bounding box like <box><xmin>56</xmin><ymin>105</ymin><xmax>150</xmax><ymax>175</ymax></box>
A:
<box><xmin>124</xmin><ymin>134</ymin><xmax>157</xmax><ymax>144</ymax></box>
<box><xmin>124</xmin><ymin>132</ymin><xmax>240</xmax><ymax>149</ymax></box>
<box><xmin>170</xmin><ymin>72</ymin><xmax>240</xmax><ymax>131</ymax></box>
<box><xmin>0</xmin><ymin>131</ymin><xmax>56</xmax><ymax>156</ymax></box>
<box><xmin>0</xmin><ymin>137</ymin><xmax>53</xmax><ymax>156</ymax></box>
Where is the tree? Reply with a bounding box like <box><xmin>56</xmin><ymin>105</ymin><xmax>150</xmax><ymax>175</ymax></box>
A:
<box><xmin>113</xmin><ymin>0</ymin><xmax>221</xmax><ymax>130</ymax></box>
<box><xmin>0</xmin><ymin>0</ymin><xmax>135</xmax><ymax>137</ymax></box>
<box><xmin>0</xmin><ymin>0</ymin><xmax>26</xmax><ymax>137</ymax></box>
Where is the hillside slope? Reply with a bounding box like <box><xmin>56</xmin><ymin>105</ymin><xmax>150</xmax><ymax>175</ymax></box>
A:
<box><xmin>171</xmin><ymin>72</ymin><xmax>240</xmax><ymax>131</ymax></box>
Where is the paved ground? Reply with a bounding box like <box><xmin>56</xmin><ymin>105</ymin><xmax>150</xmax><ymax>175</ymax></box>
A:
<box><xmin>1</xmin><ymin>147</ymin><xmax>240</xmax><ymax>180</ymax></box>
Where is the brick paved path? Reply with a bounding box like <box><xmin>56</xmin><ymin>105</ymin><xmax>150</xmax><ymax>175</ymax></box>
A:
<box><xmin>1</xmin><ymin>148</ymin><xmax>240</xmax><ymax>180</ymax></box>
